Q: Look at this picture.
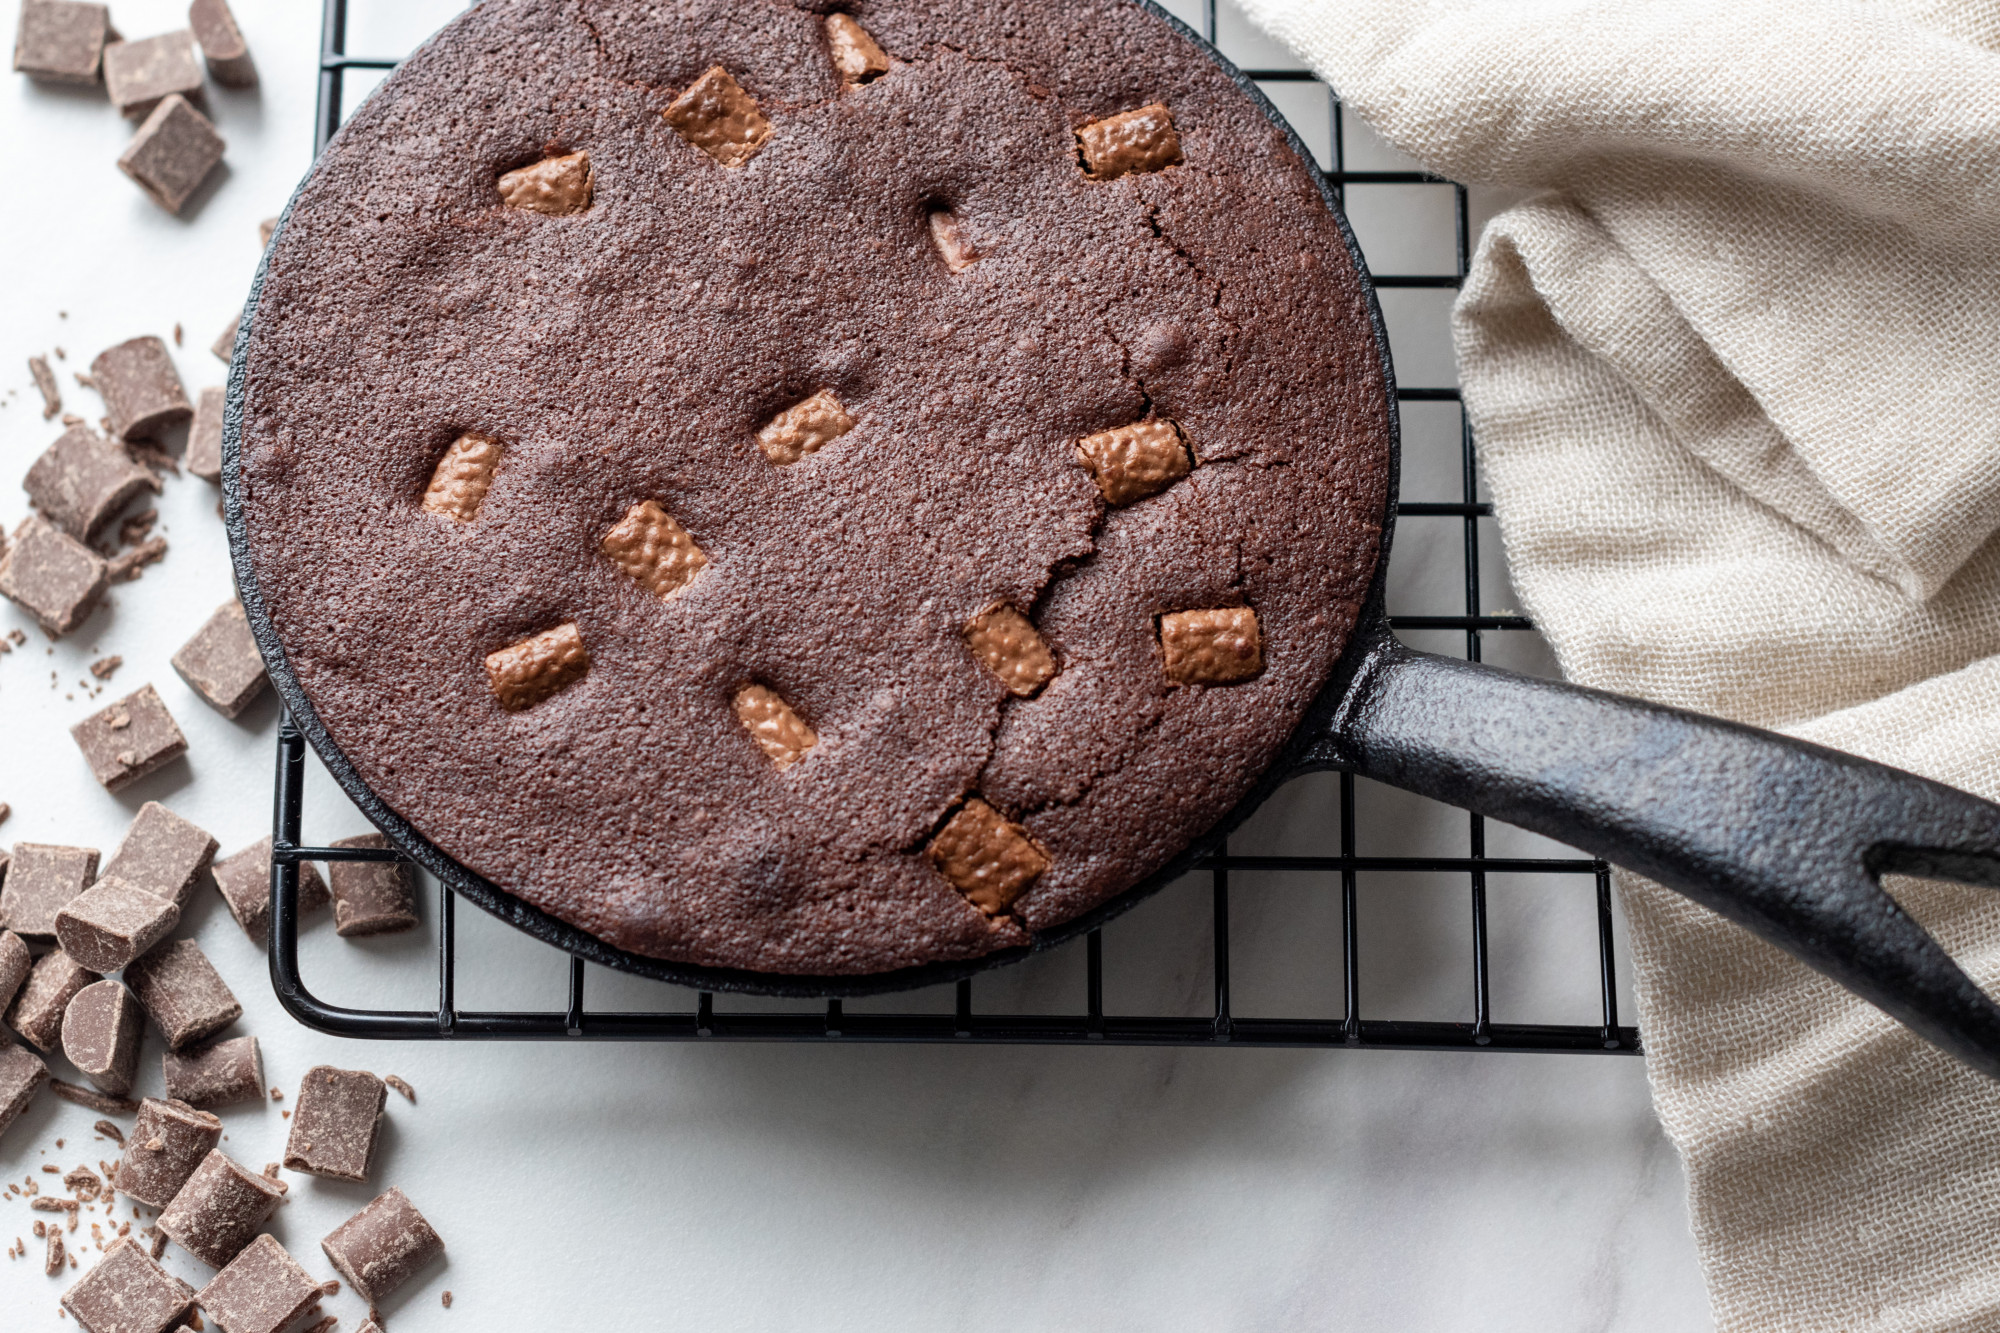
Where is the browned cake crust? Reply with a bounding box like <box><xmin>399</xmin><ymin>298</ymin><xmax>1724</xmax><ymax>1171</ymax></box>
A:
<box><xmin>237</xmin><ymin>0</ymin><xmax>1391</xmax><ymax>977</ymax></box>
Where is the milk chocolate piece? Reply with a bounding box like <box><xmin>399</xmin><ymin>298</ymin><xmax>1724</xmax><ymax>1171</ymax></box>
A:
<box><xmin>0</xmin><ymin>929</ymin><xmax>29</xmax><ymax>1014</ymax></box>
<box><xmin>602</xmin><ymin>500</ymin><xmax>708</xmax><ymax>598</ymax></box>
<box><xmin>61</xmin><ymin>979</ymin><xmax>145</xmax><ymax>1095</ymax></box>
<box><xmin>421</xmin><ymin>432</ymin><xmax>501</xmax><ymax>521</ymax></box>
<box><xmin>320</xmin><ymin>1188</ymin><xmax>443</xmax><ymax>1304</ymax></box>
<box><xmin>825</xmin><ymin>13</ymin><xmax>888</xmax><ymax>84</ymax></box>
<box><xmin>159</xmin><ymin>1151</ymin><xmax>286</xmax><ymax>1268</ymax></box>
<box><xmin>1076</xmin><ymin>419</ymin><xmax>1191</xmax><ymax>505</ymax></box>
<box><xmin>91</xmin><ymin>337</ymin><xmax>192</xmax><ymax>441</ymax></box>
<box><xmin>732</xmin><ymin>684</ymin><xmax>816</xmax><ymax>771</ymax></box>
<box><xmin>3</xmin><ymin>842</ymin><xmax>98</xmax><ymax>938</ymax></box>
<box><xmin>327</xmin><ymin>835</ymin><xmax>418</xmax><ymax>937</ymax></box>
<box><xmin>109</xmin><ymin>536</ymin><xmax>169</xmax><ymax>582</ymax></box>
<box><xmin>257</xmin><ymin>216</ymin><xmax>276</xmax><ymax>246</ymax></box>
<box><xmin>173</xmin><ymin>600</ymin><xmax>268</xmax><ymax>717</ymax></box>
<box><xmin>0</xmin><ymin>514</ymin><xmax>109</xmax><ymax>636</ymax></box>
<box><xmin>964</xmin><ymin>603</ymin><xmax>1057</xmax><ymax>697</ymax></box>
<box><xmin>927</xmin><ymin>798</ymin><xmax>1048</xmax><ymax>916</ymax></box>
<box><xmin>486</xmin><ymin>623</ymin><xmax>589</xmax><ymax>711</ymax></box>
<box><xmin>56</xmin><ymin>877</ymin><xmax>180</xmax><ymax>973</ymax></box>
<box><xmin>498</xmin><ymin>151</ymin><xmax>592</xmax><ymax>215</ymax></box>
<box><xmin>927</xmin><ymin>209</ymin><xmax>979</xmax><ymax>272</ymax></box>
<box><xmin>24</xmin><ymin>424</ymin><xmax>162</xmax><ymax>541</ymax></box>
<box><xmin>211</xmin><ymin>836</ymin><xmax>328</xmax><ymax>943</ymax></box>
<box><xmin>188</xmin><ymin>387</ymin><xmax>224</xmax><ymax>482</ymax></box>
<box><xmin>1160</xmin><ymin>607</ymin><xmax>1263</xmax><ymax>685</ymax></box>
<box><xmin>51</xmin><ymin>1079</ymin><xmax>138</xmax><ymax>1114</ymax></box>
<box><xmin>210</xmin><ymin>315</ymin><xmax>239</xmax><ymax>364</ymax></box>
<box><xmin>46</xmin><ymin>1225</ymin><xmax>64</xmax><ymax>1273</ymax></box>
<box><xmin>102</xmin><ymin>802</ymin><xmax>220</xmax><ymax>913</ymax></box>
<box><xmin>7</xmin><ymin>949</ymin><xmax>98</xmax><ymax>1051</ymax></box>
<box><xmin>62</xmin><ymin>1236</ymin><xmax>194</xmax><ymax>1333</ymax></box>
<box><xmin>662</xmin><ymin>65</ymin><xmax>771</xmax><ymax>167</ymax></box>
<box><xmin>284</xmin><ymin>1066</ymin><xmax>386</xmax><ymax>1181</ymax></box>
<box><xmin>13</xmin><ymin>1</ymin><xmax>108</xmax><ymax>84</ymax></box>
<box><xmin>197</xmin><ymin>1234</ymin><xmax>319</xmax><ymax>1333</ymax></box>
<box><xmin>162</xmin><ymin>1035</ymin><xmax>261</xmax><ymax>1110</ymax></box>
<box><xmin>120</xmin><ymin>94</ymin><xmax>227</xmax><ymax>215</ymax></box>
<box><xmin>116</xmin><ymin>1098</ymin><xmax>223</xmax><ymax>1206</ymax></box>
<box><xmin>31</xmin><ymin>354</ymin><xmax>62</xmax><ymax>418</ymax></box>
<box><xmin>126</xmin><ymin>939</ymin><xmax>240</xmax><ymax>1050</ymax></box>
<box><xmin>1077</xmin><ymin>103</ymin><xmax>1183</xmax><ymax>179</ymax></box>
<box><xmin>0</xmin><ymin>1043</ymin><xmax>48</xmax><ymax>1142</ymax></box>
<box><xmin>187</xmin><ymin>0</ymin><xmax>253</xmax><ymax>86</ymax></box>
<box><xmin>72</xmin><ymin>684</ymin><xmax>189</xmax><ymax>792</ymax></box>
<box><xmin>383</xmin><ymin>1074</ymin><xmax>415</xmax><ymax>1103</ymax></box>
<box><xmin>103</xmin><ymin>31</ymin><xmax>203</xmax><ymax>119</ymax></box>
<box><xmin>755</xmin><ymin>389</ymin><xmax>854</xmax><ymax>465</ymax></box>
<box><xmin>97</xmin><ymin>1118</ymin><xmax>126</xmax><ymax>1144</ymax></box>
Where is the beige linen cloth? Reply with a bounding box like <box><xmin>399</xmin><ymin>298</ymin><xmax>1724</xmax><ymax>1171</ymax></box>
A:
<box><xmin>1235</xmin><ymin>0</ymin><xmax>2000</xmax><ymax>1326</ymax></box>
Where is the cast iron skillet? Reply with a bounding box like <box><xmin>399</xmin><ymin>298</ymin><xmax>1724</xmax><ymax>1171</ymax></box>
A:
<box><xmin>225</xmin><ymin>0</ymin><xmax>2000</xmax><ymax>1077</ymax></box>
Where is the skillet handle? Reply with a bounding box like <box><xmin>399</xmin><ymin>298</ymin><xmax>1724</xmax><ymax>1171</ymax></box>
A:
<box><xmin>1308</xmin><ymin>637</ymin><xmax>2000</xmax><ymax>1078</ymax></box>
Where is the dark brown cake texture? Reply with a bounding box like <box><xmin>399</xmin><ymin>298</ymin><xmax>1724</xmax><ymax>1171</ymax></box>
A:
<box><xmin>238</xmin><ymin>0</ymin><xmax>1390</xmax><ymax>978</ymax></box>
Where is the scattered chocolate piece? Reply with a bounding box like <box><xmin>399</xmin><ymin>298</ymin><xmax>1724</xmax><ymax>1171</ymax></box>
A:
<box><xmin>91</xmin><ymin>655</ymin><xmax>123</xmax><ymax>679</ymax></box>
<box><xmin>964</xmin><ymin>602</ymin><xmax>1057</xmax><ymax>698</ymax></box>
<box><xmin>7</xmin><ymin>950</ymin><xmax>100</xmax><ymax>1051</ymax></box>
<box><xmin>318</xmin><ymin>1278</ymin><xmax>339</xmax><ymax>1296</ymax></box>
<box><xmin>927</xmin><ymin>209</ymin><xmax>979</xmax><ymax>272</ymax></box>
<box><xmin>25</xmin><ymin>424</ymin><xmax>163</xmax><ymax>541</ymax></box>
<box><xmin>108</xmin><ymin>537</ymin><xmax>170</xmax><ymax>581</ymax></box>
<box><xmin>927</xmin><ymin>798</ymin><xmax>1048</xmax><ymax>916</ymax></box>
<box><xmin>187</xmin><ymin>0</ymin><xmax>254</xmax><ymax>86</ymax></box>
<box><xmin>72</xmin><ymin>684</ymin><xmax>189</xmax><ymax>792</ymax></box>
<box><xmin>442</xmin><ymin>1290</ymin><xmax>453</xmax><ymax>1308</ymax></box>
<box><xmin>320</xmin><ymin>1188</ymin><xmax>443</xmax><ymax>1305</ymax></box>
<box><xmin>381</xmin><ymin>1075</ymin><xmax>414</xmax><ymax>1105</ymax></box>
<box><xmin>162</xmin><ymin>1036</ymin><xmax>261</xmax><ymax>1111</ymax></box>
<box><xmin>732</xmin><ymin>684</ymin><xmax>816</xmax><ymax>771</ymax></box>
<box><xmin>0</xmin><ymin>514</ymin><xmax>110</xmax><ymax>636</ymax></box>
<box><xmin>0</xmin><ymin>928</ymin><xmax>30</xmax><ymax>1013</ymax></box>
<box><xmin>327</xmin><ymin>835</ymin><xmax>419</xmax><ymax>937</ymax></box>
<box><xmin>1076</xmin><ymin>419</ymin><xmax>1191</xmax><ymax>505</ymax></box>
<box><xmin>158</xmin><ymin>1151</ymin><xmax>286</xmax><ymax>1268</ymax></box>
<box><xmin>121</xmin><ymin>93</ymin><xmax>227</xmax><ymax>214</ymax></box>
<box><xmin>755</xmin><ymin>389</ymin><xmax>855</xmax><ymax>465</ymax></box>
<box><xmin>63</xmin><ymin>1235</ymin><xmax>195</xmax><ymax>1333</ymax></box>
<box><xmin>32</xmin><ymin>1195</ymin><xmax>78</xmax><ymax>1212</ymax></box>
<box><xmin>92</xmin><ymin>337</ymin><xmax>192</xmax><ymax>441</ymax></box>
<box><xmin>95</xmin><ymin>1120</ymin><xmax>125</xmax><ymax>1146</ymax></box>
<box><xmin>50</xmin><ymin>1080</ymin><xmax>138</xmax><ymax>1115</ymax></box>
<box><xmin>498</xmin><ymin>151</ymin><xmax>592</xmax><ymax>215</ymax></box>
<box><xmin>56</xmin><ymin>877</ymin><xmax>180</xmax><ymax>973</ymax></box>
<box><xmin>210</xmin><ymin>836</ymin><xmax>328</xmax><ymax>943</ymax></box>
<box><xmin>172</xmin><ymin>600</ymin><xmax>267</xmax><ymax>718</ymax></box>
<box><xmin>0</xmin><ymin>1043</ymin><xmax>49</xmax><ymax>1143</ymax></box>
<box><xmin>302</xmin><ymin>1318</ymin><xmax>336</xmax><ymax>1333</ymax></box>
<box><xmin>45</xmin><ymin>1224</ymin><xmax>63</xmax><ymax>1275</ymax></box>
<box><xmin>188</xmin><ymin>387</ymin><xmax>224</xmax><ymax>482</ymax></box>
<box><xmin>257</xmin><ymin>217</ymin><xmax>276</xmax><ymax>247</ymax></box>
<box><xmin>198</xmin><ymin>1234</ymin><xmax>320</xmax><ymax>1333</ymax></box>
<box><xmin>31</xmin><ymin>354</ymin><xmax>62</xmax><ymax>419</ymax></box>
<box><xmin>354</xmin><ymin>1321</ymin><xmax>382</xmax><ymax>1333</ymax></box>
<box><xmin>63</xmin><ymin>1165</ymin><xmax>101</xmax><ymax>1200</ymax></box>
<box><xmin>102</xmin><ymin>802</ymin><xmax>220</xmax><ymax>913</ymax></box>
<box><xmin>210</xmin><ymin>316</ymin><xmax>238</xmax><ymax>365</ymax></box>
<box><xmin>1077</xmin><ymin>103</ymin><xmax>1184</xmax><ymax>180</ymax></box>
<box><xmin>61</xmin><ymin>979</ymin><xmax>146</xmax><ymax>1096</ymax></box>
<box><xmin>3</xmin><ymin>842</ymin><xmax>99</xmax><ymax>938</ymax></box>
<box><xmin>126</xmin><ymin>938</ymin><xmax>241</xmax><ymax>1050</ymax></box>
<box><xmin>13</xmin><ymin>0</ymin><xmax>110</xmax><ymax>83</ymax></box>
<box><xmin>420</xmin><ymin>432</ymin><xmax>501</xmax><ymax>521</ymax></box>
<box><xmin>103</xmin><ymin>31</ymin><xmax>204</xmax><ymax>119</ymax></box>
<box><xmin>115</xmin><ymin>1098</ymin><xmax>222</xmax><ymax>1207</ymax></box>
<box><xmin>0</xmin><ymin>802</ymin><xmax>9</xmax><ymax>822</ymax></box>
<box><xmin>283</xmin><ymin>1066</ymin><xmax>385</xmax><ymax>1181</ymax></box>
<box><xmin>485</xmin><ymin>623</ymin><xmax>589</xmax><ymax>711</ymax></box>
<box><xmin>825</xmin><ymin>13</ymin><xmax>889</xmax><ymax>84</ymax></box>
<box><xmin>601</xmin><ymin>499</ymin><xmax>708</xmax><ymax>598</ymax></box>
<box><xmin>1159</xmin><ymin>607</ymin><xmax>1263</xmax><ymax>685</ymax></box>
<box><xmin>662</xmin><ymin>65</ymin><xmax>771</xmax><ymax>167</ymax></box>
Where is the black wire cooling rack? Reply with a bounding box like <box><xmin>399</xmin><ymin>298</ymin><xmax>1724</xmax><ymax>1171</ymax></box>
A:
<box><xmin>266</xmin><ymin>0</ymin><xmax>1640</xmax><ymax>1054</ymax></box>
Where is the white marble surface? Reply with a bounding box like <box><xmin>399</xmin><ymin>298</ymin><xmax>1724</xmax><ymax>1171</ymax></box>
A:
<box><xmin>0</xmin><ymin>0</ymin><xmax>1712</xmax><ymax>1326</ymax></box>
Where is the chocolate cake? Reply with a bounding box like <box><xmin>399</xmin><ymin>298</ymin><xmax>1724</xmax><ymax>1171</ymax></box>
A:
<box><xmin>235</xmin><ymin>0</ymin><xmax>1392</xmax><ymax>979</ymax></box>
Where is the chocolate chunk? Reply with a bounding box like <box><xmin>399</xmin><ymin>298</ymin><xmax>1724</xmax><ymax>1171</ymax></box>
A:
<box><xmin>63</xmin><ymin>1235</ymin><xmax>194</xmax><ymax>1333</ymax></box>
<box><xmin>498</xmin><ymin>150</ymin><xmax>592</xmax><ymax>215</ymax></box>
<box><xmin>13</xmin><ymin>0</ymin><xmax>109</xmax><ymax>84</ymax></box>
<box><xmin>964</xmin><ymin>602</ymin><xmax>1057</xmax><ymax>698</ymax></box>
<box><xmin>172</xmin><ymin>600</ymin><xmax>268</xmax><ymax>718</ymax></box>
<box><xmin>825</xmin><ymin>13</ymin><xmax>889</xmax><ymax>84</ymax></box>
<box><xmin>1159</xmin><ymin>607</ymin><xmax>1262</xmax><ymax>685</ymax></box>
<box><xmin>1076</xmin><ymin>419</ymin><xmax>1191</xmax><ymax>505</ymax></box>
<box><xmin>927</xmin><ymin>209</ymin><xmax>979</xmax><ymax>272</ymax></box>
<box><xmin>0</xmin><ymin>1043</ymin><xmax>48</xmax><ymax>1143</ymax></box>
<box><xmin>72</xmin><ymin>684</ymin><xmax>189</xmax><ymax>792</ymax></box>
<box><xmin>732</xmin><ymin>684</ymin><xmax>816</xmax><ymax>771</ymax></box>
<box><xmin>197</xmin><ymin>1233</ymin><xmax>319</xmax><ymax>1333</ymax></box>
<box><xmin>61</xmin><ymin>979</ymin><xmax>145</xmax><ymax>1096</ymax></box>
<box><xmin>56</xmin><ymin>877</ymin><xmax>180</xmax><ymax>973</ymax></box>
<box><xmin>126</xmin><ymin>938</ymin><xmax>241</xmax><ymax>1050</ymax></box>
<box><xmin>91</xmin><ymin>337</ymin><xmax>192</xmax><ymax>441</ymax></box>
<box><xmin>7</xmin><ymin>949</ymin><xmax>98</xmax><ymax>1051</ymax></box>
<box><xmin>109</xmin><ymin>536</ymin><xmax>169</xmax><ymax>582</ymax></box>
<box><xmin>755</xmin><ymin>389</ymin><xmax>855</xmax><ymax>465</ymax></box>
<box><xmin>115</xmin><ymin>1098</ymin><xmax>223</xmax><ymax>1206</ymax></box>
<box><xmin>485</xmin><ymin>623</ymin><xmax>589</xmax><ymax>711</ymax></box>
<box><xmin>211</xmin><ymin>315</ymin><xmax>239</xmax><ymax>364</ymax></box>
<box><xmin>103</xmin><ymin>31</ymin><xmax>204</xmax><ymax>119</ymax></box>
<box><xmin>211</xmin><ymin>836</ymin><xmax>328</xmax><ymax>943</ymax></box>
<box><xmin>3</xmin><ymin>842</ymin><xmax>98</xmax><ymax>939</ymax></box>
<box><xmin>50</xmin><ymin>1079</ymin><xmax>138</xmax><ymax>1115</ymax></box>
<box><xmin>31</xmin><ymin>354</ymin><xmax>62</xmax><ymax>418</ymax></box>
<box><xmin>188</xmin><ymin>387</ymin><xmax>224</xmax><ymax>482</ymax></box>
<box><xmin>162</xmin><ymin>1035</ymin><xmax>261</xmax><ymax>1110</ymax></box>
<box><xmin>159</xmin><ymin>1151</ymin><xmax>286</xmax><ymax>1268</ymax></box>
<box><xmin>601</xmin><ymin>500</ymin><xmax>708</xmax><ymax>598</ymax></box>
<box><xmin>45</xmin><ymin>1225</ymin><xmax>64</xmax><ymax>1274</ymax></box>
<box><xmin>120</xmin><ymin>93</ymin><xmax>227</xmax><ymax>215</ymax></box>
<box><xmin>0</xmin><ymin>929</ymin><xmax>28</xmax><ymax>1013</ymax></box>
<box><xmin>187</xmin><ymin>0</ymin><xmax>254</xmax><ymax>86</ymax></box>
<box><xmin>284</xmin><ymin>1066</ymin><xmax>385</xmax><ymax>1181</ymax></box>
<box><xmin>24</xmin><ymin>424</ymin><xmax>163</xmax><ymax>541</ymax></box>
<box><xmin>1077</xmin><ymin>103</ymin><xmax>1183</xmax><ymax>180</ymax></box>
<box><xmin>92</xmin><ymin>654</ymin><xmax>124</xmax><ymax>679</ymax></box>
<box><xmin>662</xmin><ymin>65</ymin><xmax>771</xmax><ymax>167</ymax></box>
<box><xmin>926</xmin><ymin>798</ymin><xmax>1048</xmax><ymax>916</ymax></box>
<box><xmin>320</xmin><ymin>1188</ymin><xmax>443</xmax><ymax>1304</ymax></box>
<box><xmin>0</xmin><ymin>514</ymin><xmax>109</xmax><ymax>636</ymax></box>
<box><xmin>327</xmin><ymin>836</ymin><xmax>417</xmax><ymax>937</ymax></box>
<box><xmin>420</xmin><ymin>432</ymin><xmax>501</xmax><ymax>521</ymax></box>
<box><xmin>102</xmin><ymin>802</ymin><xmax>220</xmax><ymax>913</ymax></box>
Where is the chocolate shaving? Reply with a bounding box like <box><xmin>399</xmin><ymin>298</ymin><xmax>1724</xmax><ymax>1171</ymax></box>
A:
<box><xmin>50</xmin><ymin>1080</ymin><xmax>139</xmax><ymax>1115</ymax></box>
<box><xmin>383</xmin><ymin>1075</ymin><xmax>415</xmax><ymax>1104</ymax></box>
<box><xmin>107</xmin><ymin>537</ymin><xmax>168</xmax><ymax>582</ymax></box>
<box><xmin>30</xmin><ymin>356</ymin><xmax>61</xmax><ymax>419</ymax></box>
<box><xmin>44</xmin><ymin>1227</ymin><xmax>62</xmax><ymax>1274</ymax></box>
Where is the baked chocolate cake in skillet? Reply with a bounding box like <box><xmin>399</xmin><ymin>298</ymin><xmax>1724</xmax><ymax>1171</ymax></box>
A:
<box><xmin>234</xmin><ymin>0</ymin><xmax>1392</xmax><ymax>980</ymax></box>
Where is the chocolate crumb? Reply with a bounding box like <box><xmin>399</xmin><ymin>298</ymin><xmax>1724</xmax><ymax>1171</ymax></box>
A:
<box><xmin>95</xmin><ymin>1121</ymin><xmax>125</xmax><ymax>1146</ymax></box>
<box><xmin>382</xmin><ymin>1076</ymin><xmax>415</xmax><ymax>1104</ymax></box>
<box><xmin>304</xmin><ymin>1318</ymin><xmax>336</xmax><ymax>1333</ymax></box>
<box><xmin>318</xmin><ymin>1278</ymin><xmax>339</xmax><ymax>1296</ymax></box>
<box><xmin>89</xmin><ymin>656</ymin><xmax>121</xmax><ymax>680</ymax></box>
<box><xmin>443</xmin><ymin>1290</ymin><xmax>453</xmax><ymax>1307</ymax></box>
<box><xmin>173</xmin><ymin>324</ymin><xmax>184</xmax><ymax>347</ymax></box>
<box><xmin>50</xmin><ymin>1082</ymin><xmax>138</xmax><ymax>1116</ymax></box>
<box><xmin>30</xmin><ymin>356</ymin><xmax>61</xmax><ymax>419</ymax></box>
<box><xmin>107</xmin><ymin>536</ymin><xmax>169</xmax><ymax>582</ymax></box>
<box><xmin>270</xmin><ymin>1087</ymin><xmax>281</xmax><ymax>1101</ymax></box>
<box><xmin>44</xmin><ymin>1226</ymin><xmax>62</xmax><ymax>1274</ymax></box>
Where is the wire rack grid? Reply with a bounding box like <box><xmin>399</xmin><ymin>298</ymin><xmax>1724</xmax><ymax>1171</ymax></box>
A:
<box><xmin>267</xmin><ymin>0</ymin><xmax>1640</xmax><ymax>1054</ymax></box>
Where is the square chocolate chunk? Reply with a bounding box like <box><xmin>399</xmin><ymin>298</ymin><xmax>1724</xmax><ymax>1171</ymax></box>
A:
<box><xmin>0</xmin><ymin>929</ymin><xmax>29</xmax><ymax>1014</ymax></box>
<box><xmin>159</xmin><ymin>1151</ymin><xmax>286</xmax><ymax>1268</ymax></box>
<box><xmin>24</xmin><ymin>424</ymin><xmax>162</xmax><ymax>541</ymax></box>
<box><xmin>602</xmin><ymin>500</ymin><xmax>708</xmax><ymax>598</ymax></box>
<box><xmin>662</xmin><ymin>65</ymin><xmax>772</xmax><ymax>167</ymax></box>
<box><xmin>421</xmin><ymin>432</ymin><xmax>501</xmax><ymax>521</ymax></box>
<box><xmin>103</xmin><ymin>30</ymin><xmax>204</xmax><ymax>119</ymax></box>
<box><xmin>486</xmin><ymin>622</ymin><xmax>590</xmax><ymax>711</ymax></box>
<box><xmin>72</xmin><ymin>684</ymin><xmax>189</xmax><ymax>792</ymax></box>
<box><xmin>61</xmin><ymin>978</ymin><xmax>145</xmax><ymax>1096</ymax></box>
<box><xmin>964</xmin><ymin>602</ymin><xmax>1058</xmax><ymax>698</ymax></box>
<box><xmin>1076</xmin><ymin>419</ymin><xmax>1191</xmax><ymax>505</ymax></box>
<box><xmin>173</xmin><ymin>600</ymin><xmax>268</xmax><ymax>717</ymax></box>
<box><xmin>284</xmin><ymin>1066</ymin><xmax>386</xmax><ymax>1181</ymax></box>
<box><xmin>120</xmin><ymin>94</ymin><xmax>227</xmax><ymax>215</ymax></box>
<box><xmin>1159</xmin><ymin>607</ymin><xmax>1263</xmax><ymax>685</ymax></box>
<box><xmin>116</xmin><ymin>1097</ymin><xmax>223</xmax><ymax>1206</ymax></box>
<box><xmin>211</xmin><ymin>835</ymin><xmax>328</xmax><ymax>942</ymax></box>
<box><xmin>162</xmin><ymin>1034</ymin><xmax>261</xmax><ymax>1110</ymax></box>
<box><xmin>92</xmin><ymin>336</ymin><xmax>193</xmax><ymax>441</ymax></box>
<box><xmin>188</xmin><ymin>0</ymin><xmax>254</xmax><ymax>87</ymax></box>
<box><xmin>3</xmin><ymin>841</ymin><xmax>99</xmax><ymax>938</ymax></box>
<box><xmin>1077</xmin><ymin>103</ymin><xmax>1184</xmax><ymax>180</ymax></box>
<box><xmin>102</xmin><ymin>802</ymin><xmax>220</xmax><ymax>912</ymax></box>
<box><xmin>188</xmin><ymin>386</ymin><xmax>225</xmax><ymax>482</ymax></box>
<box><xmin>0</xmin><ymin>514</ymin><xmax>109</xmax><ymax>637</ymax></box>
<box><xmin>13</xmin><ymin>0</ymin><xmax>109</xmax><ymax>84</ymax></box>
<box><xmin>127</xmin><ymin>938</ymin><xmax>241</xmax><ymax>1050</ymax></box>
<box><xmin>927</xmin><ymin>798</ymin><xmax>1048</xmax><ymax>916</ymax></box>
<box><xmin>198</xmin><ymin>1234</ymin><xmax>320</xmax><ymax>1333</ymax></box>
<box><xmin>321</xmin><ymin>1188</ymin><xmax>444</xmax><ymax>1304</ymax></box>
<box><xmin>62</xmin><ymin>1236</ymin><xmax>195</xmax><ymax>1333</ymax></box>
<box><xmin>825</xmin><ymin>13</ymin><xmax>889</xmax><ymax>84</ymax></box>
<box><xmin>56</xmin><ymin>876</ymin><xmax>180</xmax><ymax>973</ymax></box>
<box><xmin>8</xmin><ymin>949</ymin><xmax>101</xmax><ymax>1051</ymax></box>
<box><xmin>732</xmin><ymin>684</ymin><xmax>816</xmax><ymax>770</ymax></box>
<box><xmin>0</xmin><ymin>1042</ymin><xmax>48</xmax><ymax>1143</ymax></box>
<box><xmin>498</xmin><ymin>150</ymin><xmax>593</xmax><ymax>215</ymax></box>
<box><xmin>755</xmin><ymin>389</ymin><xmax>855</xmax><ymax>465</ymax></box>
<box><xmin>328</xmin><ymin>835</ymin><xmax>418</xmax><ymax>936</ymax></box>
